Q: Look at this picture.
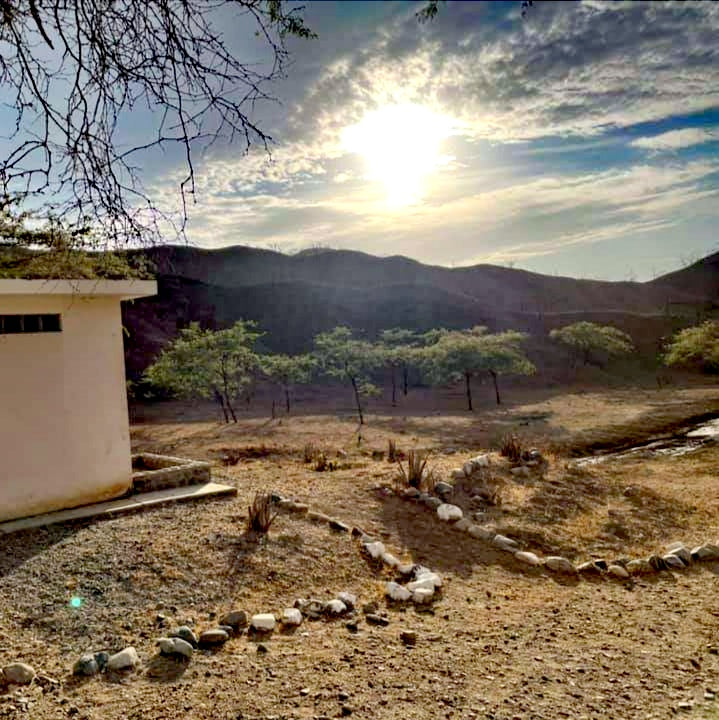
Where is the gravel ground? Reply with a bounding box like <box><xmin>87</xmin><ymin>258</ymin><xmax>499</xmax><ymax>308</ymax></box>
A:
<box><xmin>3</xmin><ymin>413</ymin><xmax>719</xmax><ymax>718</ymax></box>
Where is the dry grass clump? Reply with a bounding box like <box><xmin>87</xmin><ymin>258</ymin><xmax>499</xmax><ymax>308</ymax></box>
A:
<box><xmin>395</xmin><ymin>449</ymin><xmax>437</xmax><ymax>492</ymax></box>
<box><xmin>312</xmin><ymin>451</ymin><xmax>337</xmax><ymax>472</ymax></box>
<box><xmin>302</xmin><ymin>442</ymin><xmax>317</xmax><ymax>463</ymax></box>
<box><xmin>246</xmin><ymin>491</ymin><xmax>278</xmax><ymax>537</ymax></box>
<box><xmin>500</xmin><ymin>434</ymin><xmax>523</xmax><ymax>463</ymax></box>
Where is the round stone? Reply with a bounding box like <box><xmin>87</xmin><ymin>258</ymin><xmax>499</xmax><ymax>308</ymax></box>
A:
<box><xmin>325</xmin><ymin>599</ymin><xmax>348</xmax><ymax>616</ymax></box>
<box><xmin>250</xmin><ymin>614</ymin><xmax>276</xmax><ymax>632</ymax></box>
<box><xmin>437</xmin><ymin>503</ymin><xmax>463</xmax><ymax>522</ymax></box>
<box><xmin>107</xmin><ymin>647</ymin><xmax>140</xmax><ymax>672</ymax></box>
<box><xmin>157</xmin><ymin>637</ymin><xmax>194</xmax><ymax>658</ymax></box>
<box><xmin>514</xmin><ymin>551</ymin><xmax>542</xmax><ymax>567</ymax></box>
<box><xmin>411</xmin><ymin>587</ymin><xmax>434</xmax><ymax>604</ymax></box>
<box><xmin>545</xmin><ymin>556</ymin><xmax>576</xmax><ymax>574</ymax></box>
<box><xmin>337</xmin><ymin>592</ymin><xmax>357</xmax><ymax>611</ymax></box>
<box><xmin>2</xmin><ymin>663</ymin><xmax>36</xmax><ymax>685</ymax></box>
<box><xmin>170</xmin><ymin>626</ymin><xmax>198</xmax><ymax>648</ymax></box>
<box><xmin>281</xmin><ymin>608</ymin><xmax>303</xmax><ymax>626</ymax></box>
<box><xmin>385</xmin><ymin>582</ymin><xmax>411</xmax><ymax>602</ymax></box>
<box><xmin>198</xmin><ymin>629</ymin><xmax>230</xmax><ymax>648</ymax></box>
<box><xmin>72</xmin><ymin>655</ymin><xmax>99</xmax><ymax>677</ymax></box>
<box><xmin>220</xmin><ymin>610</ymin><xmax>248</xmax><ymax>630</ymax></box>
<box><xmin>608</xmin><ymin>564</ymin><xmax>630</xmax><ymax>579</ymax></box>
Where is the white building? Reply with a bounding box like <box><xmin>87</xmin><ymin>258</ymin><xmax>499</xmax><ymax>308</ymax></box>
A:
<box><xmin>0</xmin><ymin>279</ymin><xmax>157</xmax><ymax>522</ymax></box>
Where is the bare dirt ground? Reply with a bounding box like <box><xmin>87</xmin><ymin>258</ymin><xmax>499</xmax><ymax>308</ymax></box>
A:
<box><xmin>3</xmin><ymin>383</ymin><xmax>719</xmax><ymax>719</ymax></box>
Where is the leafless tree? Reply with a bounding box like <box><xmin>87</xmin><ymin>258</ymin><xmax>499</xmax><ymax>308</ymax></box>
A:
<box><xmin>0</xmin><ymin>1</ymin><xmax>313</xmax><ymax>248</ymax></box>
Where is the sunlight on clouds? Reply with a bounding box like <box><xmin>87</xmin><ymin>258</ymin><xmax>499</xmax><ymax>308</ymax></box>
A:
<box><xmin>341</xmin><ymin>104</ymin><xmax>455</xmax><ymax>207</ymax></box>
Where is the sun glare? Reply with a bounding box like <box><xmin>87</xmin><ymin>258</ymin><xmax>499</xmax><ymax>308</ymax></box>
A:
<box><xmin>342</xmin><ymin>104</ymin><xmax>453</xmax><ymax>207</ymax></box>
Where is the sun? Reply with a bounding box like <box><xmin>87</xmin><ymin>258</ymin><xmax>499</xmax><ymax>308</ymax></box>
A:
<box><xmin>341</xmin><ymin>104</ymin><xmax>453</xmax><ymax>207</ymax></box>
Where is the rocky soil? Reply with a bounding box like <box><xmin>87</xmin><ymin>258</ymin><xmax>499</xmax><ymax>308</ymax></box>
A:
<box><xmin>3</xmin><ymin>392</ymin><xmax>719</xmax><ymax>719</ymax></box>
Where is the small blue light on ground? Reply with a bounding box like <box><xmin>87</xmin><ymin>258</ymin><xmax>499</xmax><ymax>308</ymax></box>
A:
<box><xmin>70</xmin><ymin>596</ymin><xmax>83</xmax><ymax>609</ymax></box>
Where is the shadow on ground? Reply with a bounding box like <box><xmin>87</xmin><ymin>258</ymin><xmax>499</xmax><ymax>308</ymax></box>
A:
<box><xmin>376</xmin><ymin>495</ymin><xmax>579</xmax><ymax>587</ymax></box>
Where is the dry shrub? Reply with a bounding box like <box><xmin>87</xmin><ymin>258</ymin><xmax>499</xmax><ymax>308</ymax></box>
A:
<box><xmin>500</xmin><ymin>434</ymin><xmax>523</xmax><ymax>463</ymax></box>
<box><xmin>388</xmin><ymin>439</ymin><xmax>397</xmax><ymax>463</ymax></box>
<box><xmin>221</xmin><ymin>444</ymin><xmax>276</xmax><ymax>465</ymax></box>
<box><xmin>470</xmin><ymin>474</ymin><xmax>505</xmax><ymax>507</ymax></box>
<box><xmin>302</xmin><ymin>443</ymin><xmax>317</xmax><ymax>463</ymax></box>
<box><xmin>395</xmin><ymin>450</ymin><xmax>432</xmax><ymax>490</ymax></box>
<box><xmin>246</xmin><ymin>491</ymin><xmax>278</xmax><ymax>537</ymax></box>
<box><xmin>313</xmin><ymin>452</ymin><xmax>337</xmax><ymax>472</ymax></box>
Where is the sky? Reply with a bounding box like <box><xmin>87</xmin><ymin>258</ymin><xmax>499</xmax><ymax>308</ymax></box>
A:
<box><xmin>148</xmin><ymin>0</ymin><xmax>719</xmax><ymax>280</ymax></box>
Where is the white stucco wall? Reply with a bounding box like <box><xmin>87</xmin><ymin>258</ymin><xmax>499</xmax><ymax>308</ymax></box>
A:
<box><xmin>0</xmin><ymin>280</ymin><xmax>156</xmax><ymax>521</ymax></box>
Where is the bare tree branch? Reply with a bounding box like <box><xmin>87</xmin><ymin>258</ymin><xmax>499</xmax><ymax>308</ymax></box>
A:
<box><xmin>0</xmin><ymin>0</ymin><xmax>314</xmax><ymax>249</ymax></box>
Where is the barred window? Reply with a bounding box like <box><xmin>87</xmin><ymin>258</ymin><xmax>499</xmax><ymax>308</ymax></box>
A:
<box><xmin>0</xmin><ymin>314</ymin><xmax>62</xmax><ymax>334</ymax></box>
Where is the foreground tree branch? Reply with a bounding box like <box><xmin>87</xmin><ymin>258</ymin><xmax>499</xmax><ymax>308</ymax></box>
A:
<box><xmin>0</xmin><ymin>1</ymin><xmax>314</xmax><ymax>249</ymax></box>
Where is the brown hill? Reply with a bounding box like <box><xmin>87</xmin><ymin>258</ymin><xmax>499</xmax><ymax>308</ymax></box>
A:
<box><xmin>122</xmin><ymin>245</ymin><xmax>717</xmax><ymax>379</ymax></box>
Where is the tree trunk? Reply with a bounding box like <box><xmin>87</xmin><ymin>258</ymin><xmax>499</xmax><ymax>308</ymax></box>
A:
<box><xmin>224</xmin><ymin>393</ymin><xmax>238</xmax><ymax>423</ymax></box>
<box><xmin>350</xmin><ymin>375</ymin><xmax>364</xmax><ymax>425</ymax></box>
<box><xmin>403</xmin><ymin>365</ymin><xmax>408</xmax><ymax>396</ymax></box>
<box><xmin>465</xmin><ymin>371</ymin><xmax>473</xmax><ymax>412</ymax></box>
<box><xmin>271</xmin><ymin>399</ymin><xmax>276</xmax><ymax>419</ymax></box>
<box><xmin>214</xmin><ymin>389</ymin><xmax>229</xmax><ymax>423</ymax></box>
<box><xmin>391</xmin><ymin>366</ymin><xmax>397</xmax><ymax>407</ymax></box>
<box><xmin>285</xmin><ymin>387</ymin><xmax>291</xmax><ymax>414</ymax></box>
<box><xmin>489</xmin><ymin>369</ymin><xmax>501</xmax><ymax>405</ymax></box>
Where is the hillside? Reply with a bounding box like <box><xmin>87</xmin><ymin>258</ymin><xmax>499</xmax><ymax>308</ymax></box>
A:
<box><xmin>121</xmin><ymin>245</ymin><xmax>717</xmax><ymax>378</ymax></box>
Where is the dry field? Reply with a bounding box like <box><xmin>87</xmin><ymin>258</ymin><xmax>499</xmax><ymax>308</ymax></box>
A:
<box><xmin>3</xmin><ymin>384</ymin><xmax>719</xmax><ymax>719</ymax></box>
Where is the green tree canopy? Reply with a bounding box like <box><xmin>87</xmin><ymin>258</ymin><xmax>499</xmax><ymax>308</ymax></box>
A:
<box><xmin>261</xmin><ymin>353</ymin><xmax>316</xmax><ymax>414</ymax></box>
<box><xmin>144</xmin><ymin>320</ymin><xmax>261</xmax><ymax>423</ymax></box>
<box><xmin>377</xmin><ymin>328</ymin><xmax>420</xmax><ymax>405</ymax></box>
<box><xmin>663</xmin><ymin>321</ymin><xmax>719</xmax><ymax>373</ymax></box>
<box><xmin>549</xmin><ymin>321</ymin><xmax>634</xmax><ymax>368</ymax></box>
<box><xmin>421</xmin><ymin>326</ymin><xmax>535</xmax><ymax>409</ymax></box>
<box><xmin>313</xmin><ymin>326</ymin><xmax>381</xmax><ymax>425</ymax></box>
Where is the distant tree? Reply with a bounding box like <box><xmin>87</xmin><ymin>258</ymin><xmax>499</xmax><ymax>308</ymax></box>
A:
<box><xmin>378</xmin><ymin>328</ymin><xmax>420</xmax><ymax>405</ymax></box>
<box><xmin>144</xmin><ymin>321</ymin><xmax>261</xmax><ymax>423</ymax></box>
<box><xmin>549</xmin><ymin>322</ymin><xmax>634</xmax><ymax>369</ymax></box>
<box><xmin>261</xmin><ymin>353</ymin><xmax>316</xmax><ymax>414</ymax></box>
<box><xmin>663</xmin><ymin>321</ymin><xmax>719</xmax><ymax>373</ymax></box>
<box><xmin>313</xmin><ymin>326</ymin><xmax>381</xmax><ymax>425</ymax></box>
<box><xmin>421</xmin><ymin>326</ymin><xmax>535</xmax><ymax>409</ymax></box>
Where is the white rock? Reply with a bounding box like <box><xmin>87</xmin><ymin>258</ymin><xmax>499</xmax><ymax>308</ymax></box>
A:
<box><xmin>157</xmin><ymin>637</ymin><xmax>194</xmax><ymax>659</ymax></box>
<box><xmin>467</xmin><ymin>524</ymin><xmax>494</xmax><ymax>541</ymax></box>
<box><xmin>381</xmin><ymin>552</ymin><xmax>400</xmax><ymax>568</ymax></box>
<box><xmin>337</xmin><ymin>592</ymin><xmax>357</xmax><ymax>610</ymax></box>
<box><xmin>510</xmin><ymin>466</ymin><xmax>531</xmax><ymax>477</ymax></box>
<box><xmin>437</xmin><ymin>503</ymin><xmax>463</xmax><ymax>522</ymax></box>
<box><xmin>412</xmin><ymin>587</ymin><xmax>435</xmax><ymax>604</ymax></box>
<box><xmin>281</xmin><ymin>608</ymin><xmax>303</xmax><ymax>626</ymax></box>
<box><xmin>107</xmin><ymin>647</ymin><xmax>140</xmax><ymax>672</ymax></box>
<box><xmin>669</xmin><ymin>546</ymin><xmax>692</xmax><ymax>565</ymax></box>
<box><xmin>325</xmin><ymin>599</ymin><xmax>348</xmax><ymax>615</ymax></box>
<box><xmin>514</xmin><ymin>551</ymin><xmax>542</xmax><ymax>566</ymax></box>
<box><xmin>663</xmin><ymin>554</ymin><xmax>686</xmax><ymax>570</ymax></box>
<box><xmin>450</xmin><ymin>468</ymin><xmax>466</xmax><ymax>481</ymax></box>
<box><xmin>385</xmin><ymin>582</ymin><xmax>411</xmax><ymax>602</ymax></box>
<box><xmin>545</xmin><ymin>556</ymin><xmax>576</xmax><ymax>574</ymax></box>
<box><xmin>462</xmin><ymin>461</ymin><xmax>475</xmax><ymax>477</ymax></box>
<box><xmin>692</xmin><ymin>544</ymin><xmax>719</xmax><ymax>561</ymax></box>
<box><xmin>666</xmin><ymin>541</ymin><xmax>686</xmax><ymax>552</ymax></box>
<box><xmin>250</xmin><ymin>613</ymin><xmax>277</xmax><ymax>632</ymax></box>
<box><xmin>492</xmin><ymin>534</ymin><xmax>518</xmax><ymax>551</ymax></box>
<box><xmin>364</xmin><ymin>541</ymin><xmax>385</xmax><ymax>559</ymax></box>
<box><xmin>471</xmin><ymin>454</ymin><xmax>490</xmax><ymax>468</ymax></box>
<box><xmin>407</xmin><ymin>577</ymin><xmax>436</xmax><ymax>593</ymax></box>
<box><xmin>453</xmin><ymin>518</ymin><xmax>471</xmax><ymax>533</ymax></box>
<box><xmin>608</xmin><ymin>564</ymin><xmax>630</xmax><ymax>579</ymax></box>
<box><xmin>414</xmin><ymin>570</ymin><xmax>443</xmax><ymax>588</ymax></box>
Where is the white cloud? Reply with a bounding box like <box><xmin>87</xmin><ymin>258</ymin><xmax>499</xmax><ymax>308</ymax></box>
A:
<box><xmin>630</xmin><ymin>128</ymin><xmax>718</xmax><ymax>151</ymax></box>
